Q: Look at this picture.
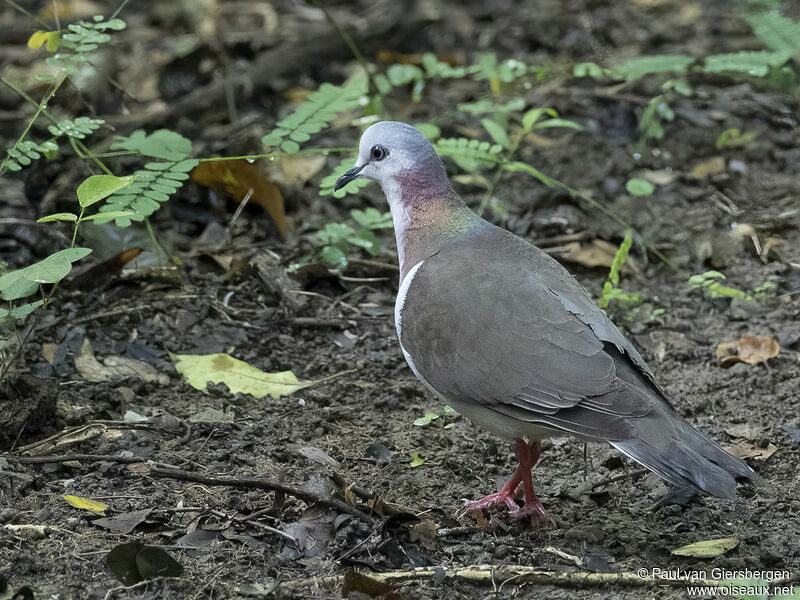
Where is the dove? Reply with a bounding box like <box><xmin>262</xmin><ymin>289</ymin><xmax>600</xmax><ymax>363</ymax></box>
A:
<box><xmin>334</xmin><ymin>121</ymin><xmax>759</xmax><ymax>519</ymax></box>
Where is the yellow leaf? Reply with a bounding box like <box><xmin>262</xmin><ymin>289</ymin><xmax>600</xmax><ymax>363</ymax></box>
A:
<box><xmin>171</xmin><ymin>353</ymin><xmax>348</xmax><ymax>399</ymax></box>
<box><xmin>27</xmin><ymin>30</ymin><xmax>50</xmax><ymax>49</ymax></box>
<box><xmin>671</xmin><ymin>537</ymin><xmax>738</xmax><ymax>558</ymax></box>
<box><xmin>64</xmin><ymin>495</ymin><xmax>108</xmax><ymax>515</ymax></box>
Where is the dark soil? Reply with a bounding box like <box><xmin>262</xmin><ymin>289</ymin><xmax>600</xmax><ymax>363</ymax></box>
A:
<box><xmin>1</xmin><ymin>1</ymin><xmax>799</xmax><ymax>599</ymax></box>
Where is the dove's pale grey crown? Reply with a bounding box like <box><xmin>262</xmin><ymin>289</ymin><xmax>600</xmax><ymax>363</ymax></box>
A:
<box><xmin>345</xmin><ymin>121</ymin><xmax>760</xmax><ymax>500</ymax></box>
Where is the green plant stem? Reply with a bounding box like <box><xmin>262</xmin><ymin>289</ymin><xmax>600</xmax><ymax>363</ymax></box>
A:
<box><xmin>0</xmin><ymin>74</ymin><xmax>65</xmax><ymax>176</ymax></box>
<box><xmin>197</xmin><ymin>148</ymin><xmax>358</xmax><ymax>163</ymax></box>
<box><xmin>4</xmin><ymin>0</ymin><xmax>52</xmax><ymax>29</ymax></box>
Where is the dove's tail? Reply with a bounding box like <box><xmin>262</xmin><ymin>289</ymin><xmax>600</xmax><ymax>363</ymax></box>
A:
<box><xmin>611</xmin><ymin>402</ymin><xmax>761</xmax><ymax>498</ymax></box>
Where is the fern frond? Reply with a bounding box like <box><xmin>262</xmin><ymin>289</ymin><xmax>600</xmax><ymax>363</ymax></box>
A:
<box><xmin>319</xmin><ymin>158</ymin><xmax>370</xmax><ymax>198</ymax></box>
<box><xmin>703</xmin><ymin>51</ymin><xmax>789</xmax><ymax>76</ymax></box>
<box><xmin>99</xmin><ymin>129</ymin><xmax>196</xmax><ymax>226</ymax></box>
<box><xmin>434</xmin><ymin>138</ymin><xmax>503</xmax><ymax>171</ymax></box>
<box><xmin>613</xmin><ymin>55</ymin><xmax>694</xmax><ymax>81</ymax></box>
<box><xmin>747</xmin><ymin>10</ymin><xmax>800</xmax><ymax>56</ymax></box>
<box><xmin>98</xmin><ymin>160</ymin><xmax>197</xmax><ymax>227</ymax></box>
<box><xmin>48</xmin><ymin>117</ymin><xmax>104</xmax><ymax>139</ymax></box>
<box><xmin>45</xmin><ymin>16</ymin><xmax>126</xmax><ymax>74</ymax></box>
<box><xmin>5</xmin><ymin>140</ymin><xmax>59</xmax><ymax>172</ymax></box>
<box><xmin>262</xmin><ymin>80</ymin><xmax>365</xmax><ymax>153</ymax></box>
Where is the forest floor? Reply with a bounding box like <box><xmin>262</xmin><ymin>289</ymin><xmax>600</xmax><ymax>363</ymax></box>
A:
<box><xmin>1</xmin><ymin>1</ymin><xmax>799</xmax><ymax>599</ymax></box>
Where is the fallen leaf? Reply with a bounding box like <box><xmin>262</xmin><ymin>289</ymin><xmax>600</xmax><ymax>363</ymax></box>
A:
<box><xmin>42</xmin><ymin>343</ymin><xmax>58</xmax><ymax>365</ymax></box>
<box><xmin>716</xmin><ymin>335</ymin><xmax>779</xmax><ymax>366</ymax></box>
<box><xmin>63</xmin><ymin>495</ymin><xmax>108</xmax><ymax>515</ymax></box>
<box><xmin>688</xmin><ymin>156</ymin><xmax>725</xmax><ymax>179</ymax></box>
<box><xmin>192</xmin><ymin>160</ymin><xmax>286</xmax><ymax>233</ymax></box>
<box><xmin>93</xmin><ymin>508</ymin><xmax>152</xmax><ymax>534</ymax></box>
<box><xmin>671</xmin><ymin>537</ymin><xmax>738</xmax><ymax>558</ymax></box>
<box><xmin>75</xmin><ymin>339</ymin><xmax>169</xmax><ymax>384</ymax></box>
<box><xmin>171</xmin><ymin>352</ymin><xmax>348</xmax><ymax>399</ymax></box>
<box><xmin>561</xmin><ymin>239</ymin><xmax>620</xmax><ymax>269</ymax></box>
<box><xmin>727</xmin><ymin>441</ymin><xmax>777</xmax><ymax>461</ymax></box>
<box><xmin>265</xmin><ymin>154</ymin><xmax>327</xmax><ymax>187</ymax></box>
<box><xmin>409</xmin><ymin>519</ymin><xmax>438</xmax><ymax>550</ymax></box>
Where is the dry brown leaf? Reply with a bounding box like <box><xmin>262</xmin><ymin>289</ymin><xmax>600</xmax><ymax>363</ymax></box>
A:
<box><xmin>192</xmin><ymin>161</ymin><xmax>286</xmax><ymax>233</ymax></box>
<box><xmin>688</xmin><ymin>156</ymin><xmax>726</xmax><ymax>179</ymax></box>
<box><xmin>560</xmin><ymin>240</ymin><xmax>619</xmax><ymax>269</ymax></box>
<box><xmin>266</xmin><ymin>154</ymin><xmax>327</xmax><ymax>187</ymax></box>
<box><xmin>727</xmin><ymin>441</ymin><xmax>777</xmax><ymax>461</ymax></box>
<box><xmin>716</xmin><ymin>335</ymin><xmax>779</xmax><ymax>366</ymax></box>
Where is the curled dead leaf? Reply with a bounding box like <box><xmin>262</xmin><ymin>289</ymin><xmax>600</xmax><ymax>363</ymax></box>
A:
<box><xmin>716</xmin><ymin>335</ymin><xmax>779</xmax><ymax>366</ymax></box>
<box><xmin>192</xmin><ymin>160</ymin><xmax>286</xmax><ymax>233</ymax></box>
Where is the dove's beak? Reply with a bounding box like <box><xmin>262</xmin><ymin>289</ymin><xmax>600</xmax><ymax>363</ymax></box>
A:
<box><xmin>334</xmin><ymin>165</ymin><xmax>364</xmax><ymax>191</ymax></box>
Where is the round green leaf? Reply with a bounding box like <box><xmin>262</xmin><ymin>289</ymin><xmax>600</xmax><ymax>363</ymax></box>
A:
<box><xmin>625</xmin><ymin>177</ymin><xmax>655</xmax><ymax>196</ymax></box>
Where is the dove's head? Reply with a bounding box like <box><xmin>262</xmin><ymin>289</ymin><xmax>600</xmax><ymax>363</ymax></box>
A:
<box><xmin>333</xmin><ymin>122</ymin><xmax>449</xmax><ymax>196</ymax></box>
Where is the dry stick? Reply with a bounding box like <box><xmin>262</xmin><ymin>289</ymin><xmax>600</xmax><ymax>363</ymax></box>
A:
<box><xmin>148</xmin><ymin>467</ymin><xmax>374</xmax><ymax>523</ymax></box>
<box><xmin>282</xmin><ymin>565</ymin><xmax>796</xmax><ymax>591</ymax></box>
<box><xmin>4</xmin><ymin>453</ymin><xmax>374</xmax><ymax>523</ymax></box>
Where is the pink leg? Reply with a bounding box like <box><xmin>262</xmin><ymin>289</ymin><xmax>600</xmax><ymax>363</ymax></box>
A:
<box><xmin>463</xmin><ymin>439</ymin><xmax>548</xmax><ymax>520</ymax></box>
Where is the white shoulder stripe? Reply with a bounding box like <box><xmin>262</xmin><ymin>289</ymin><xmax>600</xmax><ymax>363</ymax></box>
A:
<box><xmin>395</xmin><ymin>260</ymin><xmax>424</xmax><ymax>374</ymax></box>
<box><xmin>395</xmin><ymin>260</ymin><xmax>424</xmax><ymax>336</ymax></box>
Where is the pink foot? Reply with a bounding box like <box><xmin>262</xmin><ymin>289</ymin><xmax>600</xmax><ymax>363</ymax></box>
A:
<box><xmin>462</xmin><ymin>439</ymin><xmax>549</xmax><ymax>521</ymax></box>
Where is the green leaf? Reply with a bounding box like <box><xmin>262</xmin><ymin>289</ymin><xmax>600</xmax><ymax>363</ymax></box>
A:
<box><xmin>111</xmin><ymin>130</ymin><xmax>193</xmax><ymax>161</ymax></box>
<box><xmin>671</xmin><ymin>537</ymin><xmax>738</xmax><ymax>558</ymax></box>
<box><xmin>171</xmin><ymin>353</ymin><xmax>326</xmax><ymax>399</ymax></box>
<box><xmin>531</xmin><ymin>118</ymin><xmax>583</xmax><ymax>131</ymax></box>
<box><xmin>414</xmin><ymin>123</ymin><xmax>441</xmax><ymax>140</ymax></box>
<box><xmin>573</xmin><ymin>62</ymin><xmax>607</xmax><ymax>78</ymax></box>
<box><xmin>703</xmin><ymin>51</ymin><xmax>789</xmax><ymax>76</ymax></box>
<box><xmin>77</xmin><ymin>175</ymin><xmax>135</xmax><ymax>208</ymax></box>
<box><xmin>613</xmin><ymin>55</ymin><xmax>694</xmax><ymax>81</ymax></box>
<box><xmin>320</xmin><ymin>245</ymin><xmax>347</xmax><ymax>268</ymax></box>
<box><xmin>317</xmin><ymin>222</ymin><xmax>356</xmax><ymax>245</ymax></box>
<box><xmin>81</xmin><ymin>211</ymin><xmax>136</xmax><ymax>222</ymax></box>
<box><xmin>387</xmin><ymin>64</ymin><xmax>423</xmax><ymax>86</ymax></box>
<box><xmin>413</xmin><ymin>412</ymin><xmax>439</xmax><ymax>427</ymax></box>
<box><xmin>319</xmin><ymin>157</ymin><xmax>371</xmax><ymax>198</ymax></box>
<box><xmin>625</xmin><ymin>178</ymin><xmax>655</xmax><ymax>196</ymax></box>
<box><xmin>522</xmin><ymin>108</ymin><xmax>558</xmax><ymax>132</ymax></box>
<box><xmin>747</xmin><ymin>10</ymin><xmax>800</xmax><ymax>56</ymax></box>
<box><xmin>0</xmin><ymin>300</ymin><xmax>45</xmax><ymax>321</ymax></box>
<box><xmin>481</xmin><ymin>118</ymin><xmax>511</xmax><ymax>149</ymax></box>
<box><xmin>409</xmin><ymin>451</ymin><xmax>425</xmax><ymax>468</ymax></box>
<box><xmin>0</xmin><ymin>248</ymin><xmax>92</xmax><ymax>300</ymax></box>
<box><xmin>37</xmin><ymin>212</ymin><xmax>78</xmax><ymax>223</ymax></box>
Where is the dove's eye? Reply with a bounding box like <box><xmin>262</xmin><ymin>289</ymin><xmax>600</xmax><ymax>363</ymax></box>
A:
<box><xmin>370</xmin><ymin>145</ymin><xmax>388</xmax><ymax>161</ymax></box>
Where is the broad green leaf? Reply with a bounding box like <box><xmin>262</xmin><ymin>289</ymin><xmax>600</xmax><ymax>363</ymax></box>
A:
<box><xmin>64</xmin><ymin>495</ymin><xmax>108</xmax><ymax>514</ymax></box>
<box><xmin>172</xmin><ymin>353</ymin><xmax>334</xmax><ymax>399</ymax></box>
<box><xmin>38</xmin><ymin>212</ymin><xmax>78</xmax><ymax>223</ymax></box>
<box><xmin>671</xmin><ymin>537</ymin><xmax>738</xmax><ymax>558</ymax></box>
<box><xmin>573</xmin><ymin>61</ymin><xmax>606</xmax><ymax>78</ymax></box>
<box><xmin>481</xmin><ymin>118</ymin><xmax>511</xmax><ymax>149</ymax></box>
<box><xmin>625</xmin><ymin>178</ymin><xmax>655</xmax><ymax>196</ymax></box>
<box><xmin>10</xmin><ymin>300</ymin><xmax>44</xmax><ymax>318</ymax></box>
<box><xmin>77</xmin><ymin>175</ymin><xmax>135</xmax><ymax>208</ymax></box>
<box><xmin>0</xmin><ymin>248</ymin><xmax>91</xmax><ymax>300</ymax></box>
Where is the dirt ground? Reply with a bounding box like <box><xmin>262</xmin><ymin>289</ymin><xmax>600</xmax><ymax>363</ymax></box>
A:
<box><xmin>1</xmin><ymin>1</ymin><xmax>799</xmax><ymax>599</ymax></box>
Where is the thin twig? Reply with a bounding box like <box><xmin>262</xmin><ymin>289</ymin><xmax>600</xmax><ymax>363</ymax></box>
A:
<box><xmin>148</xmin><ymin>466</ymin><xmax>375</xmax><ymax>523</ymax></box>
